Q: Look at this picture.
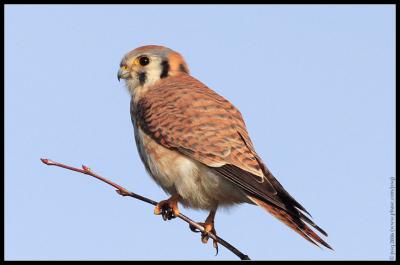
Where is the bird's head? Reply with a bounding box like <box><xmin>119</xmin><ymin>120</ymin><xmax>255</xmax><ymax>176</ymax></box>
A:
<box><xmin>118</xmin><ymin>45</ymin><xmax>189</xmax><ymax>95</ymax></box>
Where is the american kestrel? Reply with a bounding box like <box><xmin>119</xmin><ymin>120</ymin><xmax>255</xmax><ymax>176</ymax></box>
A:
<box><xmin>117</xmin><ymin>45</ymin><xmax>332</xmax><ymax>251</ymax></box>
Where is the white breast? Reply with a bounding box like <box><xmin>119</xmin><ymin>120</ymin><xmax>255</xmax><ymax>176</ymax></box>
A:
<box><xmin>134</xmin><ymin>126</ymin><xmax>249</xmax><ymax>210</ymax></box>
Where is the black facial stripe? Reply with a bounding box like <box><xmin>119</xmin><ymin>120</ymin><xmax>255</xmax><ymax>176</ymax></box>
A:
<box><xmin>139</xmin><ymin>72</ymin><xmax>146</xmax><ymax>86</ymax></box>
<box><xmin>179</xmin><ymin>64</ymin><xmax>188</xmax><ymax>74</ymax></box>
<box><xmin>160</xmin><ymin>60</ymin><xmax>170</xmax><ymax>78</ymax></box>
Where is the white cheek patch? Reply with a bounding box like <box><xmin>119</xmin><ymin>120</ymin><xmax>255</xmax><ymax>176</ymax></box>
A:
<box><xmin>145</xmin><ymin>70</ymin><xmax>162</xmax><ymax>86</ymax></box>
<box><xmin>144</xmin><ymin>60</ymin><xmax>163</xmax><ymax>86</ymax></box>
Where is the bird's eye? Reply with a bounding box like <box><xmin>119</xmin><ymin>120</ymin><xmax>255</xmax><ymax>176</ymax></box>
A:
<box><xmin>139</xmin><ymin>56</ymin><xmax>150</xmax><ymax>66</ymax></box>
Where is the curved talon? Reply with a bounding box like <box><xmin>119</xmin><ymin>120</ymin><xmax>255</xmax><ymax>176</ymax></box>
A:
<box><xmin>154</xmin><ymin>195</ymin><xmax>180</xmax><ymax>221</ymax></box>
<box><xmin>202</xmin><ymin>223</ymin><xmax>219</xmax><ymax>256</ymax></box>
<box><xmin>189</xmin><ymin>223</ymin><xmax>201</xmax><ymax>233</ymax></box>
<box><xmin>214</xmin><ymin>240</ymin><xmax>219</xmax><ymax>256</ymax></box>
<box><xmin>155</xmin><ymin>203</ymin><xmax>177</xmax><ymax>220</ymax></box>
<box><xmin>190</xmin><ymin>221</ymin><xmax>219</xmax><ymax>255</ymax></box>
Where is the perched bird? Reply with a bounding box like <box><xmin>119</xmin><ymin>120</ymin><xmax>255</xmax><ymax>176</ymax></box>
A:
<box><xmin>118</xmin><ymin>45</ymin><xmax>332</xmax><ymax>251</ymax></box>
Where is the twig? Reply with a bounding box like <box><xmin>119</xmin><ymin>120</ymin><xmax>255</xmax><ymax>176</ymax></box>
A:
<box><xmin>41</xmin><ymin>158</ymin><xmax>251</xmax><ymax>260</ymax></box>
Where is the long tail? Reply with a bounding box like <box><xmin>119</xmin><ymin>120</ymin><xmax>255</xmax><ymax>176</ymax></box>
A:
<box><xmin>248</xmin><ymin>195</ymin><xmax>333</xmax><ymax>250</ymax></box>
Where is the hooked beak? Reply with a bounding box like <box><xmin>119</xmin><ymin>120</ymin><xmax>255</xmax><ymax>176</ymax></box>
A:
<box><xmin>117</xmin><ymin>67</ymin><xmax>130</xmax><ymax>81</ymax></box>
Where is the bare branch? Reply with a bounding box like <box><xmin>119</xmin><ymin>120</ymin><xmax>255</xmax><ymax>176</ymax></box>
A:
<box><xmin>40</xmin><ymin>158</ymin><xmax>251</xmax><ymax>260</ymax></box>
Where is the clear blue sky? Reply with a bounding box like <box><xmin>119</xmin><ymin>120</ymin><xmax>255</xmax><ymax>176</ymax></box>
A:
<box><xmin>5</xmin><ymin>4</ymin><xmax>395</xmax><ymax>261</ymax></box>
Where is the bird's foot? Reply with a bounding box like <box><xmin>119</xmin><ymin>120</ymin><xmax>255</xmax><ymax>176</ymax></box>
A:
<box><xmin>154</xmin><ymin>196</ymin><xmax>180</xmax><ymax>221</ymax></box>
<box><xmin>189</xmin><ymin>221</ymin><xmax>219</xmax><ymax>255</ymax></box>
